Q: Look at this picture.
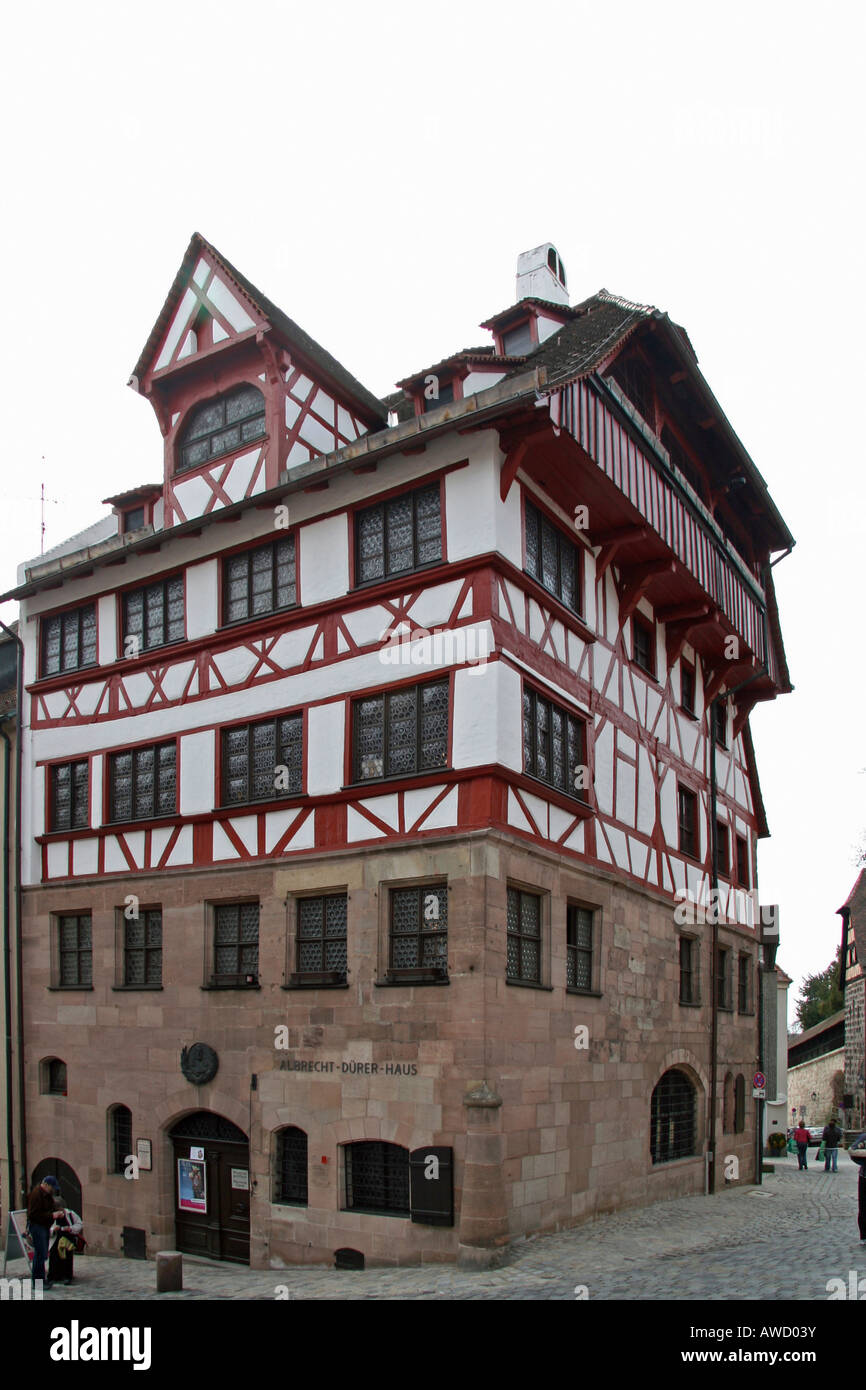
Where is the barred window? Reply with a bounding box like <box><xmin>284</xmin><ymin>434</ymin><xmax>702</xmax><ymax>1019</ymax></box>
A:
<box><xmin>734</xmin><ymin>1075</ymin><xmax>746</xmax><ymax>1134</ymax></box>
<box><xmin>523</xmin><ymin>687</ymin><xmax>586</xmax><ymax>799</ymax></box>
<box><xmin>632</xmin><ymin>615</ymin><xmax>655</xmax><ymax>676</ymax></box>
<box><xmin>109</xmin><ymin>1104</ymin><xmax>132</xmax><ymax>1175</ymax></box>
<box><xmin>717</xmin><ymin>947</ymin><xmax>732</xmax><ymax>1010</ymax></box>
<box><xmin>222</xmin><ymin>714</ymin><xmax>303</xmax><ymax>805</ymax></box>
<box><xmin>211</xmin><ymin>902</ymin><xmax>259</xmax><ymax>986</ymax></box>
<box><xmin>275</xmin><ymin>1127</ymin><xmax>308</xmax><ymax>1205</ymax></box>
<box><xmin>716</xmin><ymin>821</ymin><xmax>730</xmax><ymax>878</ymax></box>
<box><xmin>223</xmin><ymin>536</ymin><xmax>296</xmax><ymax>625</ymax></box>
<box><xmin>737</xmin><ymin>954</ymin><xmax>751</xmax><ymax>1014</ymax></box>
<box><xmin>679</xmin><ymin>936</ymin><xmax>698</xmax><ymax>1005</ymax></box>
<box><xmin>57</xmin><ymin>914</ymin><xmax>92</xmax><ymax>987</ymax></box>
<box><xmin>566</xmin><ymin>905</ymin><xmax>593</xmax><ymax>991</ymax></box>
<box><xmin>123</xmin><ymin>575</ymin><xmax>184</xmax><ymax>653</ymax></box>
<box><xmin>108</xmin><ymin>743</ymin><xmax>176</xmax><ymax>822</ymax></box>
<box><xmin>506</xmin><ymin>886</ymin><xmax>541</xmax><ymax>984</ymax></box>
<box><xmin>353</xmin><ymin>678</ymin><xmax>448</xmax><ymax>783</ymax></box>
<box><xmin>124</xmin><ymin>908</ymin><xmax>162</xmax><ymax>987</ymax></box>
<box><xmin>524</xmin><ymin>499</ymin><xmax>581</xmax><ymax>613</ymax></box>
<box><xmin>344</xmin><ymin>1141</ymin><xmax>410</xmax><ymax>1216</ymax></box>
<box><xmin>650</xmin><ymin>1068</ymin><xmax>696</xmax><ymax>1164</ymax></box>
<box><xmin>355</xmin><ymin>482</ymin><xmax>442</xmax><ymax>585</ymax></box>
<box><xmin>50</xmin><ymin>760</ymin><xmax>90</xmax><ymax>831</ymax></box>
<box><xmin>678</xmin><ymin>785</ymin><xmax>698</xmax><ymax>859</ymax></box>
<box><xmin>177</xmin><ymin>384</ymin><xmax>266</xmax><ymax>474</ymax></box>
<box><xmin>41</xmin><ymin>604</ymin><xmax>97</xmax><ymax>678</ymax></box>
<box><xmin>389</xmin><ymin>885</ymin><xmax>448</xmax><ymax>977</ymax></box>
<box><xmin>296</xmin><ymin>894</ymin><xmax>347</xmax><ymax>978</ymax></box>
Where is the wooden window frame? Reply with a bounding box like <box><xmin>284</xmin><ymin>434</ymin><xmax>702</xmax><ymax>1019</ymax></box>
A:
<box><xmin>522</xmin><ymin>684</ymin><xmax>588</xmax><ymax>803</ymax></box>
<box><xmin>50</xmin><ymin>759</ymin><xmax>90</xmax><ymax>832</ymax></box>
<box><xmin>680</xmin><ymin>659</ymin><xmax>696</xmax><ymax>717</ymax></box>
<box><xmin>122</xmin><ymin>574</ymin><xmax>185</xmax><ymax>654</ymax></box>
<box><xmin>716</xmin><ymin>820</ymin><xmax>730</xmax><ymax>879</ymax></box>
<box><xmin>650</xmin><ymin>1068</ymin><xmax>696</xmax><ymax>1165</ymax></box>
<box><xmin>712</xmin><ymin>700</ymin><xmax>728</xmax><ymax>749</ymax></box>
<box><xmin>176</xmin><ymin>383</ymin><xmax>267</xmax><ymax>476</ymax></box>
<box><xmin>53</xmin><ymin>912</ymin><xmax>93</xmax><ymax>989</ymax></box>
<box><xmin>631</xmin><ymin>613</ymin><xmax>656</xmax><ymax>679</ymax></box>
<box><xmin>737</xmin><ymin>953</ymin><xmax>753</xmax><ymax>1015</ymax></box>
<box><xmin>354</xmin><ymin>481</ymin><xmax>443</xmax><ymax>587</ymax></box>
<box><xmin>207</xmin><ymin>901</ymin><xmax>260</xmax><ymax>989</ymax></box>
<box><xmin>351</xmin><ymin>676</ymin><xmax>449</xmax><ymax>785</ymax></box>
<box><xmin>678</xmin><ymin>934</ymin><xmax>700</xmax><ymax>1006</ymax></box>
<box><xmin>384</xmin><ymin>883</ymin><xmax>448</xmax><ymax>984</ymax></box>
<box><xmin>40</xmin><ymin>603</ymin><xmax>97</xmax><ymax>679</ymax></box>
<box><xmin>121</xmin><ymin>907</ymin><xmax>163</xmax><ymax>989</ymax></box>
<box><xmin>289</xmin><ymin>892</ymin><xmax>348</xmax><ymax>987</ymax></box>
<box><xmin>107</xmin><ymin>741</ymin><xmax>177</xmax><ymax>824</ymax></box>
<box><xmin>678</xmin><ymin>784</ymin><xmax>698</xmax><ymax>860</ymax></box>
<box><xmin>275</xmin><ymin>1126</ymin><xmax>309</xmax><ymax>1206</ymax></box>
<box><xmin>506</xmin><ymin>885</ymin><xmax>544</xmax><ymax>987</ymax></box>
<box><xmin>108</xmin><ymin>1104</ymin><xmax>132</xmax><ymax>1176</ymax></box>
<box><xmin>716</xmin><ymin>946</ymin><xmax>733</xmax><ymax>1011</ymax></box>
<box><xmin>343</xmin><ymin>1140</ymin><xmax>410</xmax><ymax>1218</ymax></box>
<box><xmin>566</xmin><ymin>904</ymin><xmax>596</xmax><ymax>993</ymax></box>
<box><xmin>735</xmin><ymin>834</ymin><xmax>749</xmax><ymax>888</ymax></box>
<box><xmin>221</xmin><ymin>533</ymin><xmax>297</xmax><ymax>627</ymax></box>
<box><xmin>220</xmin><ymin>712</ymin><xmax>303</xmax><ymax>807</ymax></box>
<box><xmin>523</xmin><ymin>497</ymin><xmax>583</xmax><ymax>616</ymax></box>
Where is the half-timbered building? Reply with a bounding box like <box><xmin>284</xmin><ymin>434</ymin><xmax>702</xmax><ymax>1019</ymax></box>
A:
<box><xmin>4</xmin><ymin>236</ymin><xmax>793</xmax><ymax>1267</ymax></box>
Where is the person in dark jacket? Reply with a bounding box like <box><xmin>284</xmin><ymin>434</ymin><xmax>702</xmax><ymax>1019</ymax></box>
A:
<box><xmin>793</xmin><ymin>1123</ymin><xmax>810</xmax><ymax>1170</ymax></box>
<box><xmin>27</xmin><ymin>1175</ymin><xmax>60</xmax><ymax>1287</ymax></box>
<box><xmin>822</xmin><ymin>1121</ymin><xmax>843</xmax><ymax>1172</ymax></box>
<box><xmin>47</xmin><ymin>1202</ymin><xmax>83</xmax><ymax>1286</ymax></box>
<box><xmin>850</xmin><ymin>1132</ymin><xmax>866</xmax><ymax>1241</ymax></box>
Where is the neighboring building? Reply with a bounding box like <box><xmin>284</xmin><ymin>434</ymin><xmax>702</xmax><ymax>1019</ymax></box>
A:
<box><xmin>838</xmin><ymin>870</ymin><xmax>865</xmax><ymax>1130</ymax></box>
<box><xmin>764</xmin><ymin>964</ymin><xmax>791</xmax><ymax>1148</ymax></box>
<box><xmin>0</xmin><ymin>622</ymin><xmax>19</xmax><ymax>1223</ymax></box>
<box><xmin>2</xmin><ymin>236</ymin><xmax>794</xmax><ymax>1267</ymax></box>
<box><xmin>787</xmin><ymin>1010</ymin><xmax>845</xmax><ymax>1128</ymax></box>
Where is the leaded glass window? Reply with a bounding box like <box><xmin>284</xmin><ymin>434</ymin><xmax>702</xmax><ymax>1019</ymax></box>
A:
<box><xmin>123</xmin><ymin>576</ymin><xmax>185</xmax><ymax>652</ymax></box>
<box><xmin>566</xmin><ymin>905</ymin><xmax>593</xmax><ymax>991</ymax></box>
<box><xmin>124</xmin><ymin>908</ymin><xmax>162</xmax><ymax>987</ymax></box>
<box><xmin>296</xmin><ymin>894</ymin><xmax>347</xmax><ymax>977</ymax></box>
<box><xmin>51</xmin><ymin>760</ymin><xmax>89</xmax><ymax>831</ymax></box>
<box><xmin>353</xmin><ymin>678</ymin><xmax>448</xmax><ymax>782</ymax></box>
<box><xmin>389</xmin><ymin>885</ymin><xmax>447</xmax><ymax>974</ymax></box>
<box><xmin>650</xmin><ymin>1069</ymin><xmax>696</xmax><ymax>1164</ymax></box>
<box><xmin>41</xmin><ymin>604</ymin><xmax>97</xmax><ymax>677</ymax></box>
<box><xmin>223</xmin><ymin>536</ymin><xmax>296</xmax><ymax>624</ymax></box>
<box><xmin>678</xmin><ymin>785</ymin><xmax>697</xmax><ymax>859</ymax></box>
<box><xmin>221</xmin><ymin>714</ymin><xmax>303</xmax><ymax>805</ymax></box>
<box><xmin>110</xmin><ymin>1105</ymin><xmax>132</xmax><ymax>1174</ymax></box>
<box><xmin>276</xmin><ymin>1127</ymin><xmax>308</xmax><ymax>1205</ymax></box>
<box><xmin>212</xmin><ymin>902</ymin><xmax>259</xmax><ymax>985</ymax></box>
<box><xmin>506</xmin><ymin>887</ymin><xmax>541</xmax><ymax>984</ymax></box>
<box><xmin>522</xmin><ymin>687</ymin><xmax>586</xmax><ymax>799</ymax></box>
<box><xmin>356</xmin><ymin>482</ymin><xmax>442</xmax><ymax>584</ymax></box>
<box><xmin>58</xmin><ymin>914</ymin><xmax>92</xmax><ymax>987</ymax></box>
<box><xmin>177</xmin><ymin>384</ymin><xmax>266</xmax><ymax>474</ymax></box>
<box><xmin>524</xmin><ymin>499</ymin><xmax>580</xmax><ymax>613</ymax></box>
<box><xmin>344</xmin><ymin>1141</ymin><xmax>410</xmax><ymax>1216</ymax></box>
<box><xmin>108</xmin><ymin>743</ymin><xmax>176</xmax><ymax>822</ymax></box>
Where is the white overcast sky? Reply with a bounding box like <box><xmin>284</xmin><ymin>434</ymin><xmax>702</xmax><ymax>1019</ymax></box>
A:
<box><xmin>1</xmin><ymin>1</ymin><xmax>863</xmax><ymax>1023</ymax></box>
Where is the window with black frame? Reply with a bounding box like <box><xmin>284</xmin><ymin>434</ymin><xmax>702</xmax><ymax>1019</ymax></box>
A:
<box><xmin>524</xmin><ymin>499</ymin><xmax>581</xmax><ymax>613</ymax></box>
<box><xmin>57</xmin><ymin>914</ymin><xmax>92</xmax><ymax>987</ymax></box>
<box><xmin>124</xmin><ymin>908</ymin><xmax>162</xmax><ymax>987</ymax></box>
<box><xmin>344</xmin><ymin>1141</ymin><xmax>410</xmax><ymax>1216</ymax></box>
<box><xmin>632</xmin><ymin>614</ymin><xmax>655</xmax><ymax>676</ymax></box>
<box><xmin>388</xmin><ymin>884</ymin><xmax>447</xmax><ymax>979</ymax></box>
<box><xmin>41</xmin><ymin>604</ymin><xmax>97</xmax><ymax>677</ymax></box>
<box><xmin>523</xmin><ymin>686</ymin><xmax>586</xmax><ymax>800</ymax></box>
<box><xmin>355</xmin><ymin>482</ymin><xmax>442</xmax><ymax>585</ymax></box>
<box><xmin>50</xmin><ymin>760</ymin><xmax>89</xmax><ymax>832</ymax></box>
<box><xmin>108</xmin><ymin>743</ymin><xmax>176</xmax><ymax>822</ymax></box>
<box><xmin>566</xmin><ymin>905</ymin><xmax>594</xmax><ymax>991</ymax></box>
<box><xmin>275</xmin><ymin>1127</ymin><xmax>308</xmax><ymax>1205</ymax></box>
<box><xmin>177</xmin><ymin>384</ymin><xmax>266</xmax><ymax>474</ymax></box>
<box><xmin>506</xmin><ymin>886</ymin><xmax>542</xmax><ymax>984</ymax></box>
<box><xmin>221</xmin><ymin>714</ymin><xmax>303</xmax><ymax>805</ymax></box>
<box><xmin>353</xmin><ymin>678</ymin><xmax>448</xmax><ymax>783</ymax></box>
<box><xmin>109</xmin><ymin>1105</ymin><xmax>132</xmax><ymax>1175</ymax></box>
<box><xmin>211</xmin><ymin>902</ymin><xmax>259</xmax><ymax>987</ymax></box>
<box><xmin>294</xmin><ymin>894</ymin><xmax>347</xmax><ymax>982</ymax></box>
<box><xmin>123</xmin><ymin>576</ymin><xmax>184</xmax><ymax>652</ymax></box>
<box><xmin>650</xmin><ymin>1068</ymin><xmax>696</xmax><ymax>1164</ymax></box>
<box><xmin>678</xmin><ymin>785</ymin><xmax>698</xmax><ymax>859</ymax></box>
<box><xmin>679</xmin><ymin>935</ymin><xmax>699</xmax><ymax>1005</ymax></box>
<box><xmin>223</xmin><ymin>535</ymin><xmax>296</xmax><ymax>624</ymax></box>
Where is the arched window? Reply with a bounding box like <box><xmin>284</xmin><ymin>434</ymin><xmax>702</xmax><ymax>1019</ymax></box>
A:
<box><xmin>650</xmin><ymin>1068</ymin><xmax>697</xmax><ymax>1165</ymax></box>
<box><xmin>41</xmin><ymin>1058</ymin><xmax>67</xmax><ymax>1096</ymax></box>
<box><xmin>275</xmin><ymin>1127</ymin><xmax>308</xmax><ymax>1206</ymax></box>
<box><xmin>176</xmin><ymin>384</ymin><xmax>266</xmax><ymax>474</ymax></box>
<box><xmin>723</xmin><ymin>1072</ymin><xmax>734</xmax><ymax>1134</ymax></box>
<box><xmin>108</xmin><ymin>1104</ymin><xmax>132</xmax><ymax>1175</ymax></box>
<box><xmin>344</xmin><ymin>1141</ymin><xmax>409</xmax><ymax>1216</ymax></box>
<box><xmin>734</xmin><ymin>1075</ymin><xmax>746</xmax><ymax>1134</ymax></box>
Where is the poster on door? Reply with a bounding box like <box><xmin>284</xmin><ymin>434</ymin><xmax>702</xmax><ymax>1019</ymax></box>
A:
<box><xmin>177</xmin><ymin>1158</ymin><xmax>207</xmax><ymax>1212</ymax></box>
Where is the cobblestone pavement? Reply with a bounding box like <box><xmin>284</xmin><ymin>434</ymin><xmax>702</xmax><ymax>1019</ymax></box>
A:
<box><xmin>5</xmin><ymin>1154</ymin><xmax>863</xmax><ymax>1300</ymax></box>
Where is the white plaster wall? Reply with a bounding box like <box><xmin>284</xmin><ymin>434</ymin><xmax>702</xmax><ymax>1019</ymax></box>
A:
<box><xmin>179</xmin><ymin>731</ymin><xmax>215</xmax><ymax>814</ymax></box>
<box><xmin>495</xmin><ymin>661</ymin><xmax>522</xmax><ymax>772</ymax></box>
<box><xmin>300</xmin><ymin>514</ymin><xmax>349</xmax><ymax>603</ymax></box>
<box><xmin>307</xmin><ymin>702</ymin><xmax>344</xmax><ymax>795</ymax></box>
<box><xmin>445</xmin><ymin>443</ymin><xmax>499</xmax><ymax>562</ymax></box>
<box><xmin>97</xmin><ymin>595</ymin><xmax>116</xmax><ymax>665</ymax></box>
<box><xmin>185</xmin><ymin>559</ymin><xmax>218</xmax><ymax>640</ymax></box>
<box><xmin>452</xmin><ymin>664</ymin><xmax>500</xmax><ymax>769</ymax></box>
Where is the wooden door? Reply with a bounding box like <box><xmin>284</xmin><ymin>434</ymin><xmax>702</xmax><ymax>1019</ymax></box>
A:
<box><xmin>172</xmin><ymin>1137</ymin><xmax>250</xmax><ymax>1265</ymax></box>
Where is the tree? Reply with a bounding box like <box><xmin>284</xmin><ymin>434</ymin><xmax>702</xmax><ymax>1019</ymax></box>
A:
<box><xmin>794</xmin><ymin>944</ymin><xmax>844</xmax><ymax>1031</ymax></box>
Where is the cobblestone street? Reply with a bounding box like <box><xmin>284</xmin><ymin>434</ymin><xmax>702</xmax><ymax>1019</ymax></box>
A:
<box><xmin>5</xmin><ymin>1153</ymin><xmax>864</xmax><ymax>1300</ymax></box>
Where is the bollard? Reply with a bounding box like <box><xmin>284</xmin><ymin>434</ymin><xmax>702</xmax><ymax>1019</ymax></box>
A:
<box><xmin>156</xmin><ymin>1250</ymin><xmax>183</xmax><ymax>1293</ymax></box>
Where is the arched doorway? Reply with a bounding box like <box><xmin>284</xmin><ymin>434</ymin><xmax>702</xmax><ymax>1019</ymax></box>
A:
<box><xmin>168</xmin><ymin>1112</ymin><xmax>250</xmax><ymax>1264</ymax></box>
<box><xmin>31</xmin><ymin>1158</ymin><xmax>83</xmax><ymax>1216</ymax></box>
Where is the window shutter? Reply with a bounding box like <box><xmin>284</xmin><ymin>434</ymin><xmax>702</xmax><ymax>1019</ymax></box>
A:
<box><xmin>409</xmin><ymin>1146</ymin><xmax>454</xmax><ymax>1226</ymax></box>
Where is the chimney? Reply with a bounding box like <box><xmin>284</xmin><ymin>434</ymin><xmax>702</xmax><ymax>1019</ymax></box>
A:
<box><xmin>515</xmin><ymin>243</ymin><xmax>569</xmax><ymax>306</ymax></box>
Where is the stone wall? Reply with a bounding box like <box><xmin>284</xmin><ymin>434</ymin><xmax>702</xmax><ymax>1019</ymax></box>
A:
<box><xmin>787</xmin><ymin>1048</ymin><xmax>845</xmax><ymax>1129</ymax></box>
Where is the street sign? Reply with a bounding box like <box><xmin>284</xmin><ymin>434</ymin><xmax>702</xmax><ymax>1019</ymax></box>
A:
<box><xmin>753</xmin><ymin>1071</ymin><xmax>766</xmax><ymax>1089</ymax></box>
<box><xmin>752</xmin><ymin>1087</ymin><xmax>766</xmax><ymax>1100</ymax></box>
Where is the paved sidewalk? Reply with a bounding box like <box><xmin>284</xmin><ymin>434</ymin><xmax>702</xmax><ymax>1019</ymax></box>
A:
<box><xmin>4</xmin><ymin>1154</ymin><xmax>863</xmax><ymax>1300</ymax></box>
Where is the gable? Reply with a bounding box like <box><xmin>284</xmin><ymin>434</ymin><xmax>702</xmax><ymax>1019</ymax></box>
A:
<box><xmin>149</xmin><ymin>255</ymin><xmax>263</xmax><ymax>378</ymax></box>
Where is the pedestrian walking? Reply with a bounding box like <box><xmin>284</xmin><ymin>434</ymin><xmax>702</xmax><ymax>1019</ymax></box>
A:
<box><xmin>850</xmin><ymin>1132</ymin><xmax>866</xmax><ymax>1241</ymax></box>
<box><xmin>822</xmin><ymin>1120</ymin><xmax>843</xmax><ymax>1172</ymax></box>
<box><xmin>26</xmin><ymin>1175</ymin><xmax>61</xmax><ymax>1287</ymax></box>
<box><xmin>48</xmin><ymin>1204</ymin><xmax>83</xmax><ymax>1286</ymax></box>
<box><xmin>793</xmin><ymin>1122</ymin><xmax>810</xmax><ymax>1170</ymax></box>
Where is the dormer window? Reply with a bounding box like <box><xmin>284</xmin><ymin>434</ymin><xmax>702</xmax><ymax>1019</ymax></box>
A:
<box><xmin>502</xmin><ymin>321</ymin><xmax>534</xmax><ymax>356</ymax></box>
<box><xmin>423</xmin><ymin>380</ymin><xmax>454</xmax><ymax>413</ymax></box>
<box><xmin>122</xmin><ymin>506</ymin><xmax>145</xmax><ymax>534</ymax></box>
<box><xmin>176</xmin><ymin>383</ymin><xmax>266</xmax><ymax>474</ymax></box>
